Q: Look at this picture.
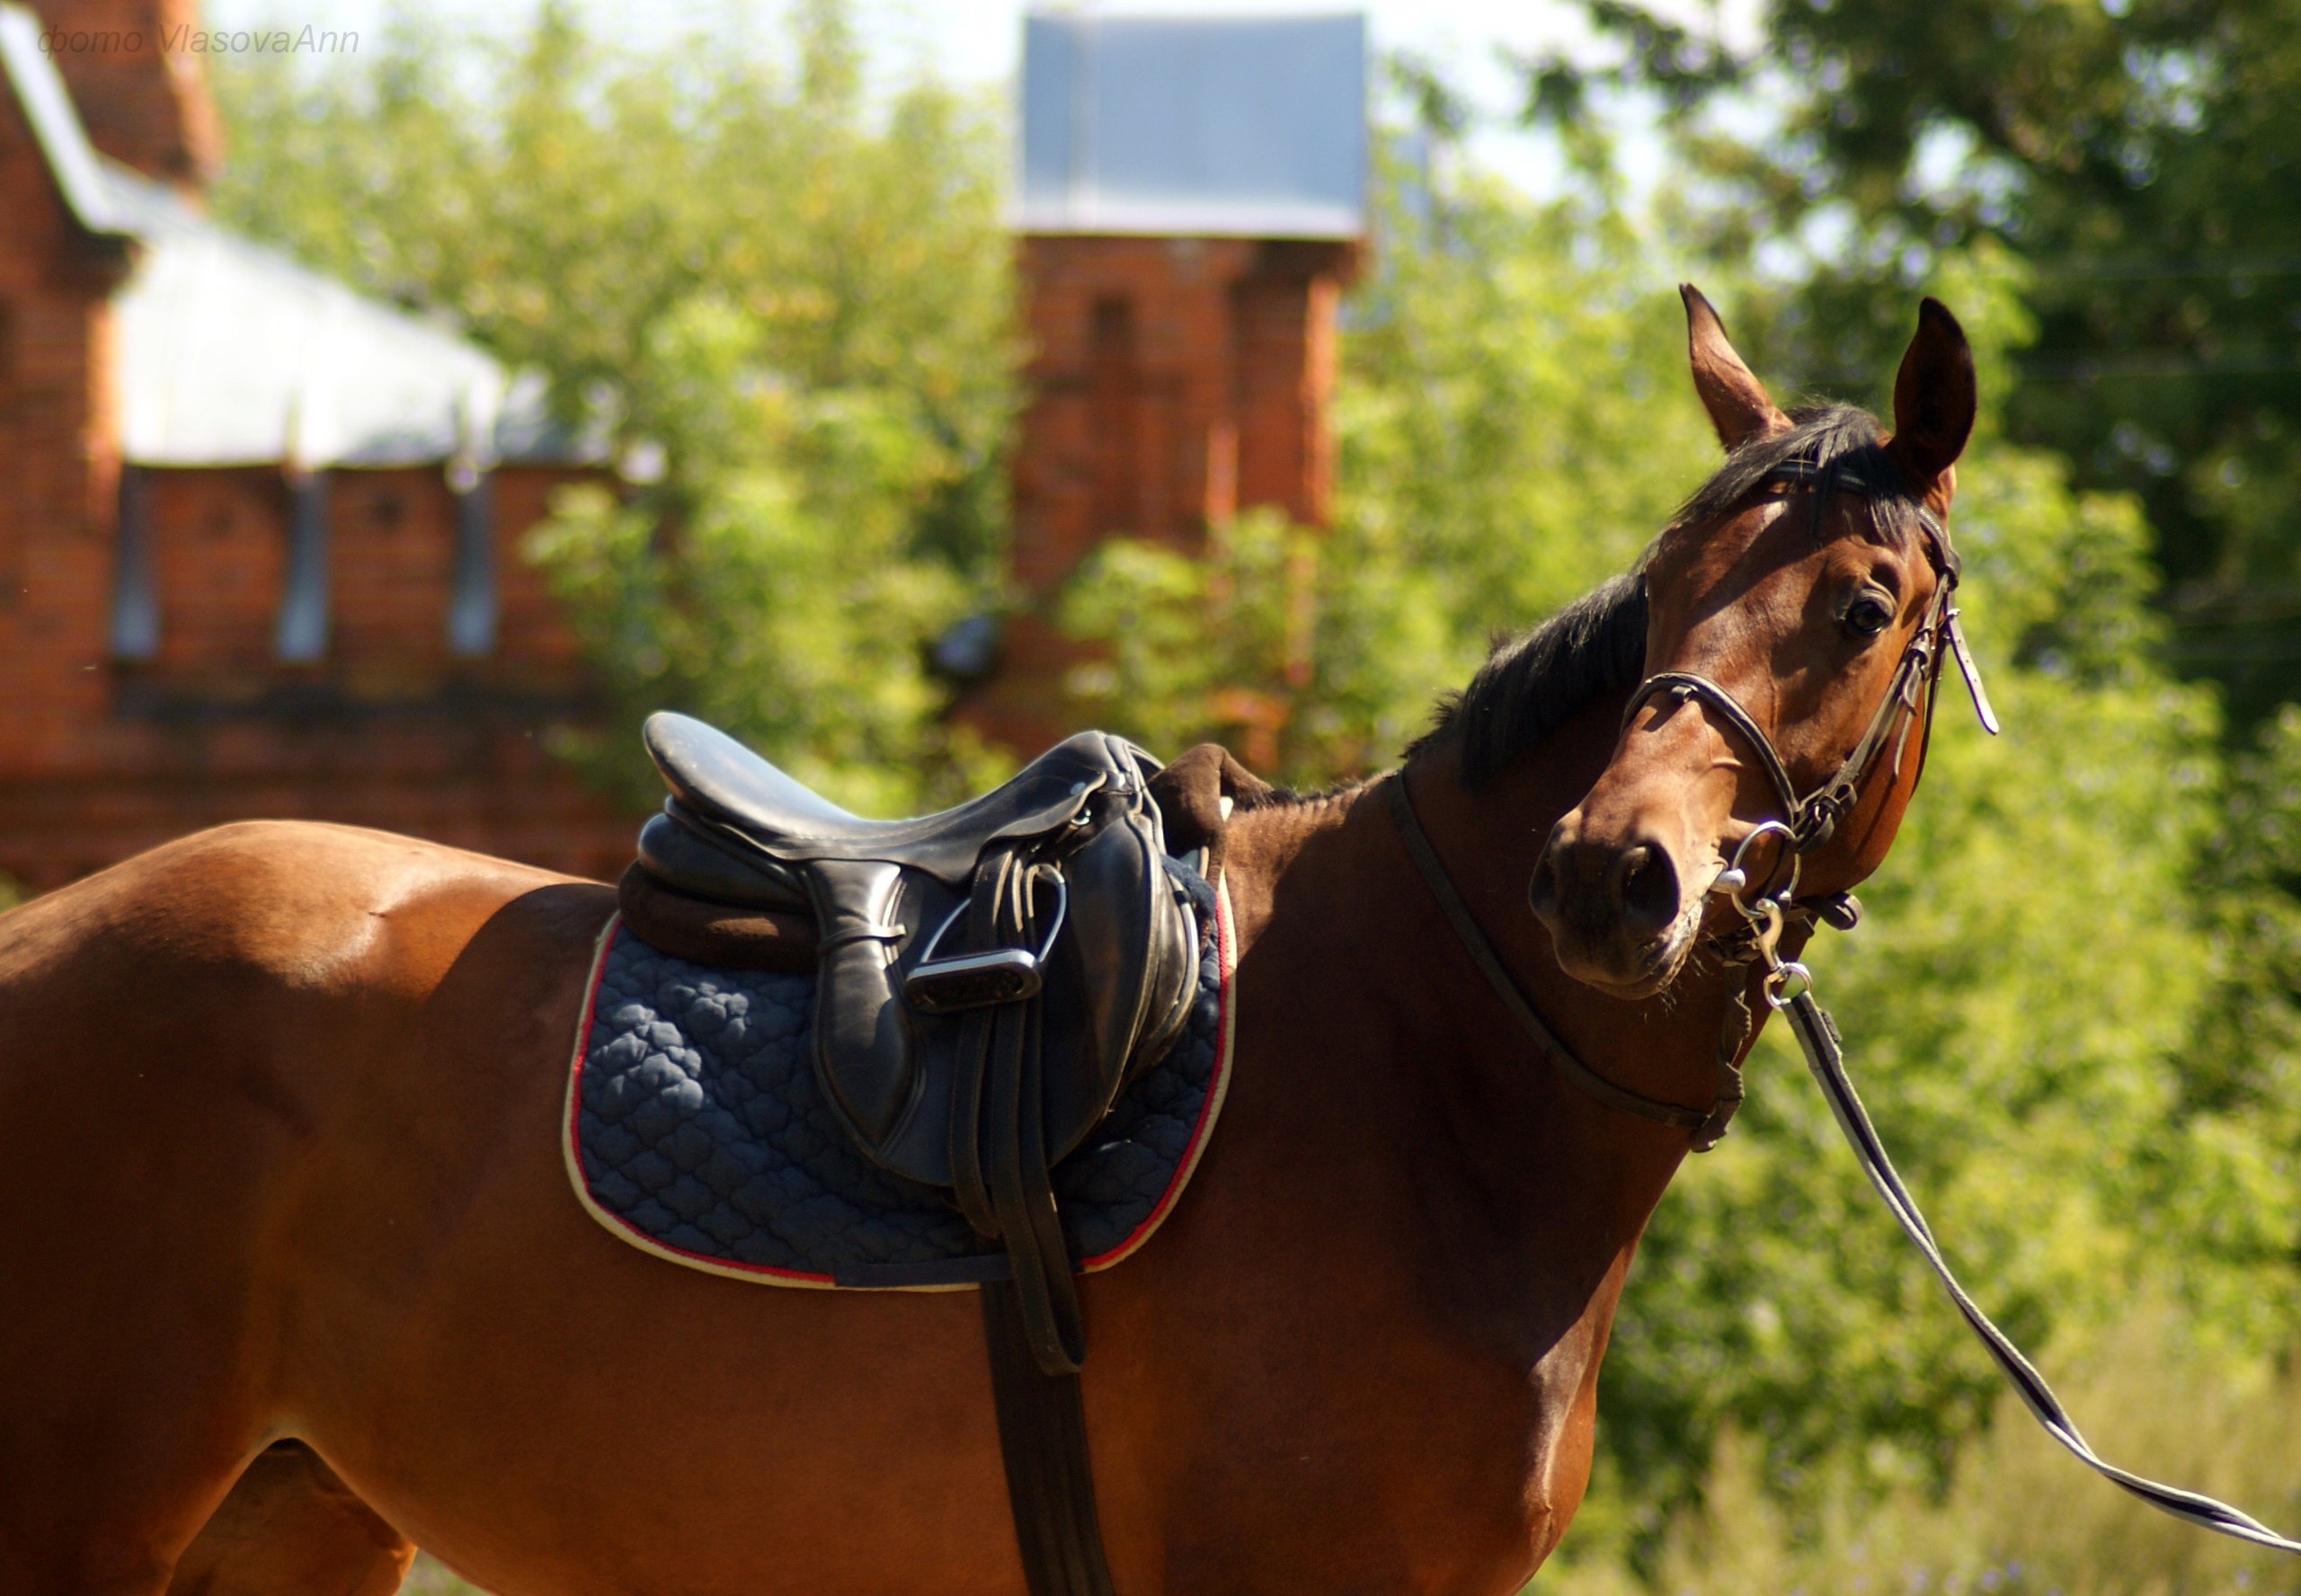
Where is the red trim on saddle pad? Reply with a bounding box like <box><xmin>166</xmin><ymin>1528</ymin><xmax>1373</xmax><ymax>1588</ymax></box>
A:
<box><xmin>561</xmin><ymin>919</ymin><xmax>846</xmax><ymax>1287</ymax></box>
<box><xmin>1079</xmin><ymin>880</ymin><xmax>1234</xmax><ymax>1272</ymax></box>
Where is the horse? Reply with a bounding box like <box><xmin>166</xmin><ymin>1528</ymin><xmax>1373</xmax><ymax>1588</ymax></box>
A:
<box><xmin>0</xmin><ymin>287</ymin><xmax>1976</xmax><ymax>1595</ymax></box>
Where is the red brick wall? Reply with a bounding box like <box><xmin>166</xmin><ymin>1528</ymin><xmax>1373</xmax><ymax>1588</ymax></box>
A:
<box><xmin>146</xmin><ymin>466</ymin><xmax>284</xmax><ymax>678</ymax></box>
<box><xmin>0</xmin><ymin>457</ymin><xmax>635</xmax><ymax>893</ymax></box>
<box><xmin>0</xmin><ymin>68</ymin><xmax>128</xmax><ymax>785</ymax></box>
<box><xmin>30</xmin><ymin>0</ymin><xmax>220</xmax><ymax>189</ymax></box>
<box><xmin>332</xmin><ymin>466</ymin><xmax>458</xmax><ymax>686</ymax></box>
<box><xmin>0</xmin><ymin>30</ymin><xmax>636</xmax><ymax>894</ymax></box>
<box><xmin>968</xmin><ymin>232</ymin><xmax>1358</xmax><ymax>750</ymax></box>
<box><xmin>491</xmin><ymin>466</ymin><xmax>592</xmax><ymax>683</ymax></box>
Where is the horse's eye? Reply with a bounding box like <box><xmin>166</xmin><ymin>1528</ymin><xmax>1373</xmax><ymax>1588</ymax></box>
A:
<box><xmin>1843</xmin><ymin>593</ymin><xmax>1895</xmax><ymax>638</ymax></box>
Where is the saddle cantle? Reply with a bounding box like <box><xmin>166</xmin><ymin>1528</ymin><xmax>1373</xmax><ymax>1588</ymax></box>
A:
<box><xmin>630</xmin><ymin>712</ymin><xmax>1201</xmax><ymax>1373</ymax></box>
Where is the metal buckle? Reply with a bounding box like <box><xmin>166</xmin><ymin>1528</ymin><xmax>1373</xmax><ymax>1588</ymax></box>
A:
<box><xmin>1763</xmin><ymin>959</ymin><xmax>1814</xmax><ymax>1009</ymax></box>
<box><xmin>902</xmin><ymin>873</ymin><xmax>1070</xmax><ymax>1014</ymax></box>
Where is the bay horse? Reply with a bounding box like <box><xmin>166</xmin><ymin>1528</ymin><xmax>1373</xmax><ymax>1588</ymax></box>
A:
<box><xmin>0</xmin><ymin>288</ymin><xmax>1976</xmax><ymax>1595</ymax></box>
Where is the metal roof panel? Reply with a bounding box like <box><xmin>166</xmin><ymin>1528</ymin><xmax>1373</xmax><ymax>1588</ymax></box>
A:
<box><xmin>0</xmin><ymin>2</ymin><xmax>586</xmax><ymax>470</ymax></box>
<box><xmin>1017</xmin><ymin>11</ymin><xmax>1367</xmax><ymax>239</ymax></box>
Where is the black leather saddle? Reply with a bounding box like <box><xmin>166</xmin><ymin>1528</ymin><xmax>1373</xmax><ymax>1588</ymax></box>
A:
<box><xmin>633</xmin><ymin>712</ymin><xmax>1201</xmax><ymax>1372</ymax></box>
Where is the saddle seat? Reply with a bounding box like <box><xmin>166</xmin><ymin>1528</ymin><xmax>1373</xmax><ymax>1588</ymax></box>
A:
<box><xmin>644</xmin><ymin>713</ymin><xmax>1150</xmax><ymax>887</ymax></box>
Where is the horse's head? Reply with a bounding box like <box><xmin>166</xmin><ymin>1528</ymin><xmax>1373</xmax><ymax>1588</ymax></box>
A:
<box><xmin>1527</xmin><ymin>288</ymin><xmax>1984</xmax><ymax>996</ymax></box>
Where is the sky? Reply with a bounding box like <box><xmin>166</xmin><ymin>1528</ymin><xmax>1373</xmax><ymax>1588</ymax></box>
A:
<box><xmin>194</xmin><ymin>0</ymin><xmax>1764</xmax><ymax>203</ymax></box>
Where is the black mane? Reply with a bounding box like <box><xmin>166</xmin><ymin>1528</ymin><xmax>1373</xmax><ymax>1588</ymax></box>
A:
<box><xmin>1417</xmin><ymin>403</ymin><xmax>1915</xmax><ymax>785</ymax></box>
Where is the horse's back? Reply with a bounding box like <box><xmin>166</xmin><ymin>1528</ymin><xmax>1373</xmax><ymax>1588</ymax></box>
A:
<box><xmin>0</xmin><ymin>819</ymin><xmax>608</xmax><ymax>1171</ymax></box>
<box><xmin>0</xmin><ymin>818</ymin><xmax>593</xmax><ymax>989</ymax></box>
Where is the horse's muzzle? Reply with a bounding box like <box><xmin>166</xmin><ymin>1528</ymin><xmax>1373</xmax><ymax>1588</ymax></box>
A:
<box><xmin>1528</xmin><ymin>819</ymin><xmax>1692</xmax><ymax>994</ymax></box>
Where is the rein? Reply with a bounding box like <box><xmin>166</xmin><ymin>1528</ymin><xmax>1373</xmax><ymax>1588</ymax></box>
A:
<box><xmin>1389</xmin><ymin>454</ymin><xmax>2301</xmax><ymax>1556</ymax></box>
<box><xmin>1382</xmin><ymin>774</ymin><xmax>1714</xmax><ymax>1139</ymax></box>
<box><xmin>1778</xmin><ymin>975</ymin><xmax>2301</xmax><ymax>1554</ymax></box>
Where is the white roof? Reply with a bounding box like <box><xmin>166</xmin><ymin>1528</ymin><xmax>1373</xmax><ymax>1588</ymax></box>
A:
<box><xmin>1016</xmin><ymin>11</ymin><xmax>1368</xmax><ymax>240</ymax></box>
<box><xmin>0</xmin><ymin>3</ymin><xmax>583</xmax><ymax>469</ymax></box>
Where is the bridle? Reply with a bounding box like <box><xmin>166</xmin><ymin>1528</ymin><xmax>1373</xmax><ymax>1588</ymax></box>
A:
<box><xmin>1618</xmin><ymin>456</ymin><xmax>1997</xmax><ymax>878</ymax></box>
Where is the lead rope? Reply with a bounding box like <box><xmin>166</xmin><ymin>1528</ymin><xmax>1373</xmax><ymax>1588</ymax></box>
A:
<box><xmin>1730</xmin><ymin>892</ymin><xmax>2301</xmax><ymax>1555</ymax></box>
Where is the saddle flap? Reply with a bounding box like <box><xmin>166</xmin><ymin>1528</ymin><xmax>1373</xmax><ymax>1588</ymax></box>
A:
<box><xmin>808</xmin><ymin>859</ymin><xmax>917</xmax><ymax>1147</ymax></box>
<box><xmin>1035</xmin><ymin>814</ymin><xmax>1199</xmax><ymax>1162</ymax></box>
<box><xmin>818</xmin><ymin>777</ymin><xmax>1201</xmax><ymax>1192</ymax></box>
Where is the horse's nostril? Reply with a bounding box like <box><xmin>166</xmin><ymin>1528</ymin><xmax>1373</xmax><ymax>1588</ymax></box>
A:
<box><xmin>1613</xmin><ymin>844</ymin><xmax>1681</xmax><ymax>937</ymax></box>
<box><xmin>1527</xmin><ymin>851</ymin><xmax>1561</xmax><ymax>923</ymax></box>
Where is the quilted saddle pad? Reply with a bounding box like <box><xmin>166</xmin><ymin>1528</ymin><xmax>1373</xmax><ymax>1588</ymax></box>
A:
<box><xmin>563</xmin><ymin>868</ymin><xmax>1235</xmax><ymax>1289</ymax></box>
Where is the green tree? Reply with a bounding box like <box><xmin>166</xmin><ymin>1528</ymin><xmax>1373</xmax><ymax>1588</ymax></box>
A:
<box><xmin>209</xmin><ymin>1</ymin><xmax>1017</xmax><ymax>808</ymax></box>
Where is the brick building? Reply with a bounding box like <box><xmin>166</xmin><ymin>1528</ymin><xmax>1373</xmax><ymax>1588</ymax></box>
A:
<box><xmin>0</xmin><ymin>2</ymin><xmax>1365</xmax><ymax>891</ymax></box>
<box><xmin>0</xmin><ymin>0</ymin><xmax>628</xmax><ymax>891</ymax></box>
<box><xmin>968</xmin><ymin>11</ymin><xmax>1368</xmax><ymax>750</ymax></box>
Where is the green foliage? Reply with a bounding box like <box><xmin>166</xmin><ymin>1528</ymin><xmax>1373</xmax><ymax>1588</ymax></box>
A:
<box><xmin>1062</xmin><ymin>165</ymin><xmax>1713</xmax><ymax>783</ymax></box>
<box><xmin>208</xmin><ymin>2</ymin><xmax>1016</xmax><ymax>809</ymax></box>
<box><xmin>402</xmin><ymin>1553</ymin><xmax>484</xmax><ymax>1595</ymax></box>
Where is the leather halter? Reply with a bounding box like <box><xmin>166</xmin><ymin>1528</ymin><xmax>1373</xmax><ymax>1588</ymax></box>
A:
<box><xmin>1619</xmin><ymin>457</ymin><xmax>1998</xmax><ymax>860</ymax></box>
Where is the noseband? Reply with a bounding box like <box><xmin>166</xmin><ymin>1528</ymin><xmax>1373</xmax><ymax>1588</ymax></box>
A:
<box><xmin>1618</xmin><ymin>457</ymin><xmax>1998</xmax><ymax>876</ymax></box>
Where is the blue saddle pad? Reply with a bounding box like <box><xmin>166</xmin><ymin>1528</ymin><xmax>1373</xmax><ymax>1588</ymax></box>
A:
<box><xmin>563</xmin><ymin>869</ymin><xmax>1234</xmax><ymax>1289</ymax></box>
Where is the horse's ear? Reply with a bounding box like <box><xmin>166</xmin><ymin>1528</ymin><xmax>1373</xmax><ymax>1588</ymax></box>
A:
<box><xmin>1683</xmin><ymin>283</ymin><xmax>1789</xmax><ymax>450</ymax></box>
<box><xmin>1888</xmin><ymin>297</ymin><xmax>1977</xmax><ymax>489</ymax></box>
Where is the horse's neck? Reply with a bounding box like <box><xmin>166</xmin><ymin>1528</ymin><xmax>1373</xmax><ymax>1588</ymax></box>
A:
<box><xmin>1221</xmin><ymin>700</ymin><xmax>1745</xmax><ymax>1349</ymax></box>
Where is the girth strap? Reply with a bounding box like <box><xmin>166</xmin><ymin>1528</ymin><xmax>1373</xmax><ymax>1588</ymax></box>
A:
<box><xmin>949</xmin><ymin>843</ymin><xmax>1087</xmax><ymax>1375</ymax></box>
<box><xmin>1382</xmin><ymin>772</ymin><xmax>1718</xmax><ymax>1138</ymax></box>
<box><xmin>981</xmin><ymin>1280</ymin><xmax>1119</xmax><ymax>1596</ymax></box>
<box><xmin>949</xmin><ymin>844</ymin><xmax>1114</xmax><ymax>1594</ymax></box>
